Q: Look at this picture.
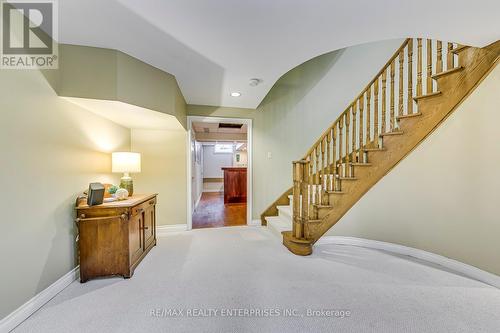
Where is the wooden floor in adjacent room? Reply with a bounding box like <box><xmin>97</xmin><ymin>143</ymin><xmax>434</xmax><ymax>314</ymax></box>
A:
<box><xmin>192</xmin><ymin>192</ymin><xmax>247</xmax><ymax>229</ymax></box>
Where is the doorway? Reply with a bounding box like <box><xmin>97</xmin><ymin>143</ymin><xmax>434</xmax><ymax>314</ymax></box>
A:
<box><xmin>187</xmin><ymin>116</ymin><xmax>252</xmax><ymax>230</ymax></box>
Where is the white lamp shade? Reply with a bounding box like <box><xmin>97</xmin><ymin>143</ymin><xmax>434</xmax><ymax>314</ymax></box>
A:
<box><xmin>112</xmin><ymin>152</ymin><xmax>141</xmax><ymax>173</ymax></box>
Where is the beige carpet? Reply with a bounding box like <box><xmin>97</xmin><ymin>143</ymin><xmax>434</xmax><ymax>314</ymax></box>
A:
<box><xmin>13</xmin><ymin>226</ymin><xmax>500</xmax><ymax>333</ymax></box>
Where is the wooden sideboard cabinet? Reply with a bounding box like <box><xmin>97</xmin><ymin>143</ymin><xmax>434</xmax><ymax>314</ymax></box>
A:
<box><xmin>75</xmin><ymin>194</ymin><xmax>157</xmax><ymax>283</ymax></box>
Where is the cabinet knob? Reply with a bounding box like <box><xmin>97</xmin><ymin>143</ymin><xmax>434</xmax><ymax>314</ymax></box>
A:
<box><xmin>142</xmin><ymin>226</ymin><xmax>149</xmax><ymax>230</ymax></box>
<box><xmin>148</xmin><ymin>200</ymin><xmax>155</xmax><ymax>205</ymax></box>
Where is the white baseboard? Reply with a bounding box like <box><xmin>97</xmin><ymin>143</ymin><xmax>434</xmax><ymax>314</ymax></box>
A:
<box><xmin>0</xmin><ymin>266</ymin><xmax>80</xmax><ymax>333</ymax></box>
<box><xmin>156</xmin><ymin>224</ymin><xmax>188</xmax><ymax>237</ymax></box>
<box><xmin>317</xmin><ymin>236</ymin><xmax>500</xmax><ymax>289</ymax></box>
<box><xmin>248</xmin><ymin>219</ymin><xmax>262</xmax><ymax>226</ymax></box>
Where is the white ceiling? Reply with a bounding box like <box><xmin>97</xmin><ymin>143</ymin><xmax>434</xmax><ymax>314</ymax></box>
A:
<box><xmin>59</xmin><ymin>0</ymin><xmax>500</xmax><ymax>109</ymax></box>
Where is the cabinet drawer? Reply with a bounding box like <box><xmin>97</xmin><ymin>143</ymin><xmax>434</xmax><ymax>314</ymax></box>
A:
<box><xmin>131</xmin><ymin>197</ymin><xmax>157</xmax><ymax>216</ymax></box>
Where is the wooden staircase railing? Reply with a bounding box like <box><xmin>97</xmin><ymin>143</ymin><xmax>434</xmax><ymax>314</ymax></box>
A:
<box><xmin>274</xmin><ymin>38</ymin><xmax>500</xmax><ymax>255</ymax></box>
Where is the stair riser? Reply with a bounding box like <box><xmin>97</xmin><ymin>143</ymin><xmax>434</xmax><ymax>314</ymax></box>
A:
<box><xmin>337</xmin><ymin>180</ymin><xmax>359</xmax><ymax>193</ymax></box>
<box><xmin>433</xmin><ymin>50</ymin><xmax>472</xmax><ymax>91</ymax></box>
<box><xmin>279</xmin><ymin>211</ymin><xmax>292</xmax><ymax>221</ymax></box>
<box><xmin>315</xmin><ymin>207</ymin><xmax>331</xmax><ymax>219</ymax></box>
<box><xmin>350</xmin><ymin>166</ymin><xmax>373</xmax><ymax>179</ymax></box>
<box><xmin>327</xmin><ymin>194</ymin><xmax>343</xmax><ymax>207</ymax></box>
<box><xmin>268</xmin><ymin>221</ymin><xmax>290</xmax><ymax>238</ymax></box>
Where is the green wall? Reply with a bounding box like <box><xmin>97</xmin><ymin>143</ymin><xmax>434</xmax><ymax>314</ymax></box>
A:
<box><xmin>0</xmin><ymin>68</ymin><xmax>131</xmax><ymax>319</ymax></box>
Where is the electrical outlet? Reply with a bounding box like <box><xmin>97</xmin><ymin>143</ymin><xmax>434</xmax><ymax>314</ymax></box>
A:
<box><xmin>267</xmin><ymin>152</ymin><xmax>272</xmax><ymax>159</ymax></box>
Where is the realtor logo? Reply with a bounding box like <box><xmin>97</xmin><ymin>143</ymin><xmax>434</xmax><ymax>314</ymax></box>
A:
<box><xmin>1</xmin><ymin>0</ymin><xmax>58</xmax><ymax>69</ymax></box>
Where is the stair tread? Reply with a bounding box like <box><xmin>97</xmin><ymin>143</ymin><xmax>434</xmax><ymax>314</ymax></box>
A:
<box><xmin>350</xmin><ymin>162</ymin><xmax>372</xmax><ymax>166</ymax></box>
<box><xmin>380</xmin><ymin>130</ymin><xmax>404</xmax><ymax>137</ymax></box>
<box><xmin>313</xmin><ymin>204</ymin><xmax>333</xmax><ymax>208</ymax></box>
<box><xmin>326</xmin><ymin>190</ymin><xmax>345</xmax><ymax>194</ymax></box>
<box><xmin>397</xmin><ymin>112</ymin><xmax>422</xmax><ymax>120</ymax></box>
<box><xmin>432</xmin><ymin>66</ymin><xmax>464</xmax><ymax>79</ymax></box>
<box><xmin>266</xmin><ymin>216</ymin><xmax>291</xmax><ymax>239</ymax></box>
<box><xmin>413</xmin><ymin>91</ymin><xmax>442</xmax><ymax>101</ymax></box>
<box><xmin>451</xmin><ymin>45</ymin><xmax>470</xmax><ymax>54</ymax></box>
<box><xmin>363</xmin><ymin>147</ymin><xmax>386</xmax><ymax>152</ymax></box>
<box><xmin>338</xmin><ymin>177</ymin><xmax>358</xmax><ymax>180</ymax></box>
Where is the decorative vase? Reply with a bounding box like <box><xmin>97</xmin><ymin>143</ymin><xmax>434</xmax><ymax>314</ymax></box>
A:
<box><xmin>114</xmin><ymin>188</ymin><xmax>129</xmax><ymax>200</ymax></box>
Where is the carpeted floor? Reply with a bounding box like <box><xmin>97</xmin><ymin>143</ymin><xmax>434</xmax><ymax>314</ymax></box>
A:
<box><xmin>13</xmin><ymin>227</ymin><xmax>500</xmax><ymax>333</ymax></box>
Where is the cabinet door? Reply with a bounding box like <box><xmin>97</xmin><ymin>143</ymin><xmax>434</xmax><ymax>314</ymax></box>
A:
<box><xmin>129</xmin><ymin>213</ymin><xmax>144</xmax><ymax>265</ymax></box>
<box><xmin>144</xmin><ymin>204</ymin><xmax>156</xmax><ymax>249</ymax></box>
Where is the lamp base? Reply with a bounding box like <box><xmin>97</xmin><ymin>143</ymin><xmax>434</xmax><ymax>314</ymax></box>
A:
<box><xmin>120</xmin><ymin>175</ymin><xmax>134</xmax><ymax>196</ymax></box>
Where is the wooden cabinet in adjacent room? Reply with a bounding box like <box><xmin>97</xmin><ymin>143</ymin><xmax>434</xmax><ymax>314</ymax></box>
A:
<box><xmin>76</xmin><ymin>194</ymin><xmax>157</xmax><ymax>282</ymax></box>
<box><xmin>222</xmin><ymin>167</ymin><xmax>247</xmax><ymax>204</ymax></box>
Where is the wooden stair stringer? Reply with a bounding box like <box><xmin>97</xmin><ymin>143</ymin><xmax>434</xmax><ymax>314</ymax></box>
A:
<box><xmin>260</xmin><ymin>187</ymin><xmax>292</xmax><ymax>226</ymax></box>
<box><xmin>309</xmin><ymin>43</ymin><xmax>500</xmax><ymax>243</ymax></box>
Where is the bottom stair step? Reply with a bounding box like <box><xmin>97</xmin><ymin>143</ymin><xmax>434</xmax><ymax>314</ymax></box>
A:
<box><xmin>265</xmin><ymin>216</ymin><xmax>291</xmax><ymax>238</ymax></box>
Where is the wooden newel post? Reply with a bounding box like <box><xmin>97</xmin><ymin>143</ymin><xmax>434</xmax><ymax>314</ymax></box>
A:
<box><xmin>301</xmin><ymin>160</ymin><xmax>310</xmax><ymax>239</ymax></box>
<box><xmin>292</xmin><ymin>161</ymin><xmax>303</xmax><ymax>238</ymax></box>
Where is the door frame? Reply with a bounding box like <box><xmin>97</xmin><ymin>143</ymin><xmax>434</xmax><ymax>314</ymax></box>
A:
<box><xmin>186</xmin><ymin>116</ymin><xmax>253</xmax><ymax>230</ymax></box>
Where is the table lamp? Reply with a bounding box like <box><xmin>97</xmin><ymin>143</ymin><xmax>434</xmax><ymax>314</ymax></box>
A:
<box><xmin>112</xmin><ymin>152</ymin><xmax>141</xmax><ymax>196</ymax></box>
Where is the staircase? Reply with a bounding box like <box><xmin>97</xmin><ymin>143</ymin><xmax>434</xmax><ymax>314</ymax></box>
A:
<box><xmin>261</xmin><ymin>38</ymin><xmax>500</xmax><ymax>255</ymax></box>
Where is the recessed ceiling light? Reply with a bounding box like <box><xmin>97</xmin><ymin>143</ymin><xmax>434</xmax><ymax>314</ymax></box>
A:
<box><xmin>230</xmin><ymin>92</ymin><xmax>241</xmax><ymax>97</ymax></box>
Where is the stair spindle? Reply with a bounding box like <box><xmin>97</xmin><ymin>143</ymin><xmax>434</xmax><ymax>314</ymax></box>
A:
<box><xmin>417</xmin><ymin>38</ymin><xmax>423</xmax><ymax>96</ymax></box>
<box><xmin>345</xmin><ymin>112</ymin><xmax>350</xmax><ymax>177</ymax></box>
<box><xmin>427</xmin><ymin>39</ymin><xmax>433</xmax><ymax>94</ymax></box>
<box><xmin>338</xmin><ymin>119</ymin><xmax>344</xmax><ymax>181</ymax></box>
<box><xmin>447</xmin><ymin>42</ymin><xmax>454</xmax><ymax>70</ymax></box>
<box><xmin>321</xmin><ymin>137</ymin><xmax>326</xmax><ymax>204</ymax></box>
<box><xmin>359</xmin><ymin>95</ymin><xmax>364</xmax><ymax>160</ymax></box>
<box><xmin>308</xmin><ymin>154</ymin><xmax>314</xmax><ymax>218</ymax></box>
<box><xmin>437</xmin><ymin>41</ymin><xmax>443</xmax><ymax>73</ymax></box>
<box><xmin>390</xmin><ymin>60</ymin><xmax>395</xmax><ymax>131</ymax></box>
<box><xmin>407</xmin><ymin>39</ymin><xmax>414</xmax><ymax>114</ymax></box>
<box><xmin>381</xmin><ymin>70</ymin><xmax>387</xmax><ymax>134</ymax></box>
<box><xmin>351</xmin><ymin>103</ymin><xmax>357</xmax><ymax>162</ymax></box>
<box><xmin>374</xmin><ymin>78</ymin><xmax>379</xmax><ymax>142</ymax></box>
<box><xmin>326</xmin><ymin>130</ymin><xmax>332</xmax><ymax>192</ymax></box>
<box><xmin>315</xmin><ymin>147</ymin><xmax>320</xmax><ymax>205</ymax></box>
<box><xmin>398</xmin><ymin>50</ymin><xmax>404</xmax><ymax>117</ymax></box>
<box><xmin>332</xmin><ymin>125</ymin><xmax>338</xmax><ymax>192</ymax></box>
<box><xmin>366</xmin><ymin>86</ymin><xmax>371</xmax><ymax>144</ymax></box>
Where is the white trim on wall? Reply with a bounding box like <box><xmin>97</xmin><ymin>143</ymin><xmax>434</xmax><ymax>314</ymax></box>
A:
<box><xmin>156</xmin><ymin>224</ymin><xmax>188</xmax><ymax>237</ymax></box>
<box><xmin>186</xmin><ymin>116</ymin><xmax>253</xmax><ymax>230</ymax></box>
<box><xmin>249</xmin><ymin>219</ymin><xmax>262</xmax><ymax>226</ymax></box>
<box><xmin>317</xmin><ymin>236</ymin><xmax>500</xmax><ymax>289</ymax></box>
<box><xmin>0</xmin><ymin>266</ymin><xmax>80</xmax><ymax>333</ymax></box>
<box><xmin>192</xmin><ymin>193</ymin><xmax>202</xmax><ymax>213</ymax></box>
